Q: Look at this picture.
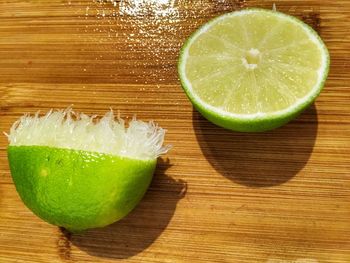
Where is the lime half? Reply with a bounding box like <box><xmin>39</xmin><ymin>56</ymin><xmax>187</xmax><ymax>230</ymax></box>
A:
<box><xmin>6</xmin><ymin>109</ymin><xmax>171</xmax><ymax>232</ymax></box>
<box><xmin>178</xmin><ymin>9</ymin><xmax>329</xmax><ymax>132</ymax></box>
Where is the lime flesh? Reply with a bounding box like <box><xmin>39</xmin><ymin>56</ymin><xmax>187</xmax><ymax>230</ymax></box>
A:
<box><xmin>178</xmin><ymin>9</ymin><xmax>329</xmax><ymax>132</ymax></box>
<box><xmin>8</xmin><ymin>146</ymin><xmax>156</xmax><ymax>232</ymax></box>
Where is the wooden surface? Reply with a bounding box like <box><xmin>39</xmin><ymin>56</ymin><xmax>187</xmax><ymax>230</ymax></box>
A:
<box><xmin>0</xmin><ymin>0</ymin><xmax>349</xmax><ymax>262</ymax></box>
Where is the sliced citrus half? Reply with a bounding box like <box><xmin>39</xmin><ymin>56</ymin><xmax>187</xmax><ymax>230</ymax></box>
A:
<box><xmin>178</xmin><ymin>8</ymin><xmax>329</xmax><ymax>132</ymax></box>
<box><xmin>6</xmin><ymin>109</ymin><xmax>171</xmax><ymax>232</ymax></box>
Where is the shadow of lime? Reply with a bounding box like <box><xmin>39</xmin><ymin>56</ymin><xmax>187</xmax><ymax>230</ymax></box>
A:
<box><xmin>68</xmin><ymin>159</ymin><xmax>186</xmax><ymax>259</ymax></box>
<box><xmin>193</xmin><ymin>104</ymin><xmax>318</xmax><ymax>187</ymax></box>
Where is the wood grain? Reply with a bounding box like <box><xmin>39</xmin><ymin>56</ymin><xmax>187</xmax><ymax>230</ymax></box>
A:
<box><xmin>0</xmin><ymin>0</ymin><xmax>349</xmax><ymax>262</ymax></box>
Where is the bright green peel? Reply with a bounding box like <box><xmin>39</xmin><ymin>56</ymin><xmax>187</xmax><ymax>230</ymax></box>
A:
<box><xmin>8</xmin><ymin>146</ymin><xmax>156</xmax><ymax>233</ymax></box>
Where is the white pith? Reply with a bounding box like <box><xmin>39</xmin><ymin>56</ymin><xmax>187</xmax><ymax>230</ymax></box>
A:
<box><xmin>7</xmin><ymin>109</ymin><xmax>171</xmax><ymax>160</ymax></box>
<box><xmin>179</xmin><ymin>9</ymin><xmax>329</xmax><ymax>120</ymax></box>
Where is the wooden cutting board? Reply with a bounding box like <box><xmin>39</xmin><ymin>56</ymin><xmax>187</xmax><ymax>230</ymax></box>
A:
<box><xmin>0</xmin><ymin>0</ymin><xmax>349</xmax><ymax>262</ymax></box>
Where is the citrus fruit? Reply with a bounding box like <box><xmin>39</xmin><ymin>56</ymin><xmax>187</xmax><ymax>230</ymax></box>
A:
<box><xmin>178</xmin><ymin>8</ymin><xmax>329</xmax><ymax>132</ymax></box>
<box><xmin>6</xmin><ymin>109</ymin><xmax>171</xmax><ymax>232</ymax></box>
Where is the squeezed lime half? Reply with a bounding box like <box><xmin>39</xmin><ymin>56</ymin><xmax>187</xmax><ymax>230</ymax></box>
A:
<box><xmin>7</xmin><ymin>109</ymin><xmax>171</xmax><ymax>232</ymax></box>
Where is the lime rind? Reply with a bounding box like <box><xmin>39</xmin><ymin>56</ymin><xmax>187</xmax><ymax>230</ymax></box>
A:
<box><xmin>8</xmin><ymin>145</ymin><xmax>156</xmax><ymax>232</ymax></box>
<box><xmin>178</xmin><ymin>8</ymin><xmax>330</xmax><ymax>132</ymax></box>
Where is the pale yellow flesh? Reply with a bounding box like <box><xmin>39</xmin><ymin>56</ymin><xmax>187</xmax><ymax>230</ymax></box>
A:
<box><xmin>184</xmin><ymin>10</ymin><xmax>325</xmax><ymax>116</ymax></box>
